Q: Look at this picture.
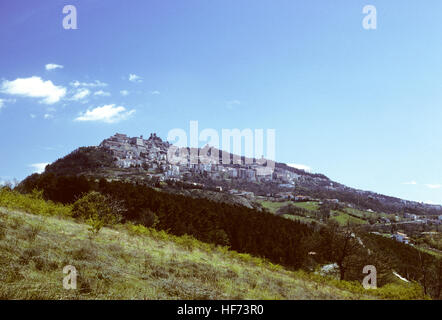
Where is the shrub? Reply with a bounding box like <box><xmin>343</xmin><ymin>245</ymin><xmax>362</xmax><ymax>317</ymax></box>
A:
<box><xmin>138</xmin><ymin>209</ymin><xmax>159</xmax><ymax>228</ymax></box>
<box><xmin>86</xmin><ymin>216</ymin><xmax>106</xmax><ymax>234</ymax></box>
<box><xmin>72</xmin><ymin>191</ymin><xmax>123</xmax><ymax>232</ymax></box>
<box><xmin>374</xmin><ymin>282</ymin><xmax>428</xmax><ymax>300</ymax></box>
<box><xmin>0</xmin><ymin>188</ymin><xmax>71</xmax><ymax>217</ymax></box>
<box><xmin>127</xmin><ymin>223</ymin><xmax>151</xmax><ymax>237</ymax></box>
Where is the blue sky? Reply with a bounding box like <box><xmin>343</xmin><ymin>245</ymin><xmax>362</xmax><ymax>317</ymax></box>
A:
<box><xmin>1</xmin><ymin>0</ymin><xmax>442</xmax><ymax>204</ymax></box>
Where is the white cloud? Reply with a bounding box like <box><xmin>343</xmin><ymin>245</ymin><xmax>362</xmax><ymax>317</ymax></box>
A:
<box><xmin>71</xmin><ymin>88</ymin><xmax>91</xmax><ymax>101</ymax></box>
<box><xmin>128</xmin><ymin>74</ymin><xmax>143</xmax><ymax>83</ymax></box>
<box><xmin>44</xmin><ymin>113</ymin><xmax>54</xmax><ymax>119</ymax></box>
<box><xmin>0</xmin><ymin>98</ymin><xmax>16</xmax><ymax>110</ymax></box>
<box><xmin>151</xmin><ymin>90</ymin><xmax>160</xmax><ymax>95</ymax></box>
<box><xmin>45</xmin><ymin>63</ymin><xmax>64</xmax><ymax>71</ymax></box>
<box><xmin>425</xmin><ymin>184</ymin><xmax>441</xmax><ymax>189</ymax></box>
<box><xmin>70</xmin><ymin>80</ymin><xmax>108</xmax><ymax>88</ymax></box>
<box><xmin>288</xmin><ymin>163</ymin><xmax>312</xmax><ymax>172</ymax></box>
<box><xmin>75</xmin><ymin>104</ymin><xmax>135</xmax><ymax>123</ymax></box>
<box><xmin>120</xmin><ymin>90</ymin><xmax>129</xmax><ymax>96</ymax></box>
<box><xmin>1</xmin><ymin>76</ymin><xmax>66</xmax><ymax>104</ymax></box>
<box><xmin>403</xmin><ymin>181</ymin><xmax>417</xmax><ymax>185</ymax></box>
<box><xmin>94</xmin><ymin>90</ymin><xmax>111</xmax><ymax>97</ymax></box>
<box><xmin>29</xmin><ymin>163</ymin><xmax>49</xmax><ymax>174</ymax></box>
<box><xmin>30</xmin><ymin>114</ymin><xmax>36</xmax><ymax>118</ymax></box>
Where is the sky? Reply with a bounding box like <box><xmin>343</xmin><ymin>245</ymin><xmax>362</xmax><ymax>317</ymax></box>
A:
<box><xmin>1</xmin><ymin>0</ymin><xmax>442</xmax><ymax>204</ymax></box>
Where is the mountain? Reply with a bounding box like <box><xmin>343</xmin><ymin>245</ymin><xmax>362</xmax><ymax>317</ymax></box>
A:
<box><xmin>31</xmin><ymin>133</ymin><xmax>442</xmax><ymax>216</ymax></box>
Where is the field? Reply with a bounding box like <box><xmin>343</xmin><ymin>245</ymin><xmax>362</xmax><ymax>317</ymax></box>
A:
<box><xmin>259</xmin><ymin>199</ymin><xmax>367</xmax><ymax>226</ymax></box>
<box><xmin>258</xmin><ymin>200</ymin><xmax>291</xmax><ymax>213</ymax></box>
<box><xmin>331</xmin><ymin>211</ymin><xmax>368</xmax><ymax>225</ymax></box>
<box><xmin>292</xmin><ymin>201</ymin><xmax>320</xmax><ymax>211</ymax></box>
<box><xmin>259</xmin><ymin>200</ymin><xmax>319</xmax><ymax>213</ymax></box>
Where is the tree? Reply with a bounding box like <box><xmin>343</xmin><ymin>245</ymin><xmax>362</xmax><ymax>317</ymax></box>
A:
<box><xmin>319</xmin><ymin>204</ymin><xmax>331</xmax><ymax>221</ymax></box>
<box><xmin>72</xmin><ymin>191</ymin><xmax>124</xmax><ymax>232</ymax></box>
<box><xmin>318</xmin><ymin>220</ymin><xmax>364</xmax><ymax>280</ymax></box>
<box><xmin>418</xmin><ymin>250</ymin><xmax>431</xmax><ymax>295</ymax></box>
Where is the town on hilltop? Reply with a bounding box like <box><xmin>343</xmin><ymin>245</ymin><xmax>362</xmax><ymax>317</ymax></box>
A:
<box><xmin>99</xmin><ymin>132</ymin><xmax>301</xmax><ymax>187</ymax></box>
<box><xmin>97</xmin><ymin>133</ymin><xmax>442</xmax><ymax>215</ymax></box>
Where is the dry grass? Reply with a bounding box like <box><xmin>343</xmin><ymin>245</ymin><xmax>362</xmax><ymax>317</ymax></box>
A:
<box><xmin>0</xmin><ymin>205</ymin><xmax>426</xmax><ymax>300</ymax></box>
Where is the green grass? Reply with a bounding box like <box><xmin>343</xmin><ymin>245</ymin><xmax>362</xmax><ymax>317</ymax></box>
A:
<box><xmin>259</xmin><ymin>200</ymin><xmax>319</xmax><ymax>214</ymax></box>
<box><xmin>292</xmin><ymin>201</ymin><xmax>320</xmax><ymax>211</ymax></box>
<box><xmin>0</xmin><ymin>188</ymin><xmax>427</xmax><ymax>300</ymax></box>
<box><xmin>344</xmin><ymin>207</ymin><xmax>394</xmax><ymax>221</ymax></box>
<box><xmin>331</xmin><ymin>211</ymin><xmax>368</xmax><ymax>225</ymax></box>
<box><xmin>259</xmin><ymin>200</ymin><xmax>292</xmax><ymax>213</ymax></box>
<box><xmin>257</xmin><ymin>199</ymin><xmax>320</xmax><ymax>224</ymax></box>
<box><xmin>0</xmin><ymin>206</ymin><xmax>358</xmax><ymax>299</ymax></box>
<box><xmin>344</xmin><ymin>208</ymin><xmax>373</xmax><ymax>219</ymax></box>
<box><xmin>416</xmin><ymin>246</ymin><xmax>442</xmax><ymax>258</ymax></box>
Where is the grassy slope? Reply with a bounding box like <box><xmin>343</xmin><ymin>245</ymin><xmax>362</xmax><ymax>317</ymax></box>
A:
<box><xmin>259</xmin><ymin>199</ymin><xmax>387</xmax><ymax>225</ymax></box>
<box><xmin>331</xmin><ymin>211</ymin><xmax>368</xmax><ymax>225</ymax></box>
<box><xmin>259</xmin><ymin>200</ymin><xmax>290</xmax><ymax>213</ymax></box>
<box><xmin>292</xmin><ymin>201</ymin><xmax>320</xmax><ymax>211</ymax></box>
<box><xmin>0</xmin><ymin>189</ymin><xmax>427</xmax><ymax>300</ymax></box>
<box><xmin>259</xmin><ymin>200</ymin><xmax>320</xmax><ymax>213</ymax></box>
<box><xmin>260</xmin><ymin>200</ymin><xmax>367</xmax><ymax>226</ymax></box>
<box><xmin>0</xmin><ymin>207</ymin><xmax>378</xmax><ymax>300</ymax></box>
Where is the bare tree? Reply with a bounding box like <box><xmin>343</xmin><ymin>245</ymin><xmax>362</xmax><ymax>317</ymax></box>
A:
<box><xmin>418</xmin><ymin>250</ymin><xmax>431</xmax><ymax>295</ymax></box>
<box><xmin>336</xmin><ymin>222</ymin><xmax>364</xmax><ymax>280</ymax></box>
<box><xmin>320</xmin><ymin>220</ymin><xmax>364</xmax><ymax>280</ymax></box>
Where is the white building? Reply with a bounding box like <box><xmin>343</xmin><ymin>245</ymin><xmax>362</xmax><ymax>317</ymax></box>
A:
<box><xmin>392</xmin><ymin>232</ymin><xmax>410</xmax><ymax>244</ymax></box>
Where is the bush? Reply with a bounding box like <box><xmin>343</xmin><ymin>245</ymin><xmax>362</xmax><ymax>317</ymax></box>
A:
<box><xmin>86</xmin><ymin>216</ymin><xmax>106</xmax><ymax>234</ymax></box>
<box><xmin>72</xmin><ymin>191</ymin><xmax>123</xmax><ymax>232</ymax></box>
<box><xmin>0</xmin><ymin>187</ymin><xmax>71</xmax><ymax>217</ymax></box>
<box><xmin>138</xmin><ymin>209</ymin><xmax>159</xmax><ymax>228</ymax></box>
<box><xmin>374</xmin><ymin>282</ymin><xmax>428</xmax><ymax>300</ymax></box>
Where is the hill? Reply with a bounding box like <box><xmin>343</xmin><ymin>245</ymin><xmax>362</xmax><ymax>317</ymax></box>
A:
<box><xmin>26</xmin><ymin>132</ymin><xmax>442</xmax><ymax>217</ymax></box>
<box><xmin>0</xmin><ymin>204</ymin><xmax>426</xmax><ymax>300</ymax></box>
<box><xmin>12</xmin><ymin>173</ymin><xmax>442</xmax><ymax>299</ymax></box>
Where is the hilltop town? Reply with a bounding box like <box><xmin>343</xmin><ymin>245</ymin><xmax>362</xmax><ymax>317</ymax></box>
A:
<box><xmin>99</xmin><ymin>132</ymin><xmax>301</xmax><ymax>187</ymax></box>
<box><xmin>40</xmin><ymin>132</ymin><xmax>442</xmax><ymax>222</ymax></box>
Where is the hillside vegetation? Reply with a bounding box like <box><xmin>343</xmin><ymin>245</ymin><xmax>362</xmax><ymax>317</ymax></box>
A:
<box><xmin>0</xmin><ymin>189</ymin><xmax>427</xmax><ymax>300</ymax></box>
<box><xmin>14</xmin><ymin>175</ymin><xmax>442</xmax><ymax>298</ymax></box>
